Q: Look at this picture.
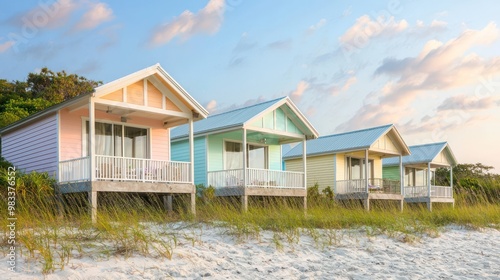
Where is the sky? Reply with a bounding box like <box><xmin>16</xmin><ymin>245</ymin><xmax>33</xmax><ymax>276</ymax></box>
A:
<box><xmin>1</xmin><ymin>0</ymin><xmax>500</xmax><ymax>172</ymax></box>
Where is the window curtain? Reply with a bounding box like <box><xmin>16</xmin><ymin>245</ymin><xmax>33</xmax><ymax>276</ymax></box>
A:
<box><xmin>225</xmin><ymin>142</ymin><xmax>243</xmax><ymax>169</ymax></box>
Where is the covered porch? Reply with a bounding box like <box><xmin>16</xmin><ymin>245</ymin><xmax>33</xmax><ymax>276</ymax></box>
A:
<box><xmin>403</xmin><ymin>163</ymin><xmax>454</xmax><ymax>211</ymax></box>
<box><xmin>207</xmin><ymin>127</ymin><xmax>310</xmax><ymax>211</ymax></box>
<box><xmin>334</xmin><ymin>149</ymin><xmax>406</xmax><ymax>211</ymax></box>
<box><xmin>56</xmin><ymin>64</ymin><xmax>208</xmax><ymax>222</ymax></box>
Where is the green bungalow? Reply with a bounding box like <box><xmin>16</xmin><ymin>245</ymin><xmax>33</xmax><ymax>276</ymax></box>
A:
<box><xmin>170</xmin><ymin>97</ymin><xmax>319</xmax><ymax>210</ymax></box>
<box><xmin>383</xmin><ymin>142</ymin><xmax>457</xmax><ymax>211</ymax></box>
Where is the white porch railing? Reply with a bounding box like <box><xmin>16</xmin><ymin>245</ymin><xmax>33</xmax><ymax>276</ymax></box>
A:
<box><xmin>404</xmin><ymin>185</ymin><xmax>453</xmax><ymax>198</ymax></box>
<box><xmin>404</xmin><ymin>186</ymin><xmax>427</xmax><ymax>198</ymax></box>
<box><xmin>58</xmin><ymin>156</ymin><xmax>191</xmax><ymax>184</ymax></box>
<box><xmin>207</xmin><ymin>168</ymin><xmax>305</xmax><ymax>189</ymax></box>
<box><xmin>59</xmin><ymin>156</ymin><xmax>90</xmax><ymax>183</ymax></box>
<box><xmin>336</xmin><ymin>178</ymin><xmax>401</xmax><ymax>195</ymax></box>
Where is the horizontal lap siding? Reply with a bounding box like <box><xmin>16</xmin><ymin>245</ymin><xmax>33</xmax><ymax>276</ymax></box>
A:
<box><xmin>2</xmin><ymin>114</ymin><xmax>58</xmax><ymax>177</ymax></box>
<box><xmin>171</xmin><ymin>137</ymin><xmax>207</xmax><ymax>186</ymax></box>
<box><xmin>285</xmin><ymin>155</ymin><xmax>334</xmax><ymax>189</ymax></box>
<box><xmin>383</xmin><ymin>166</ymin><xmax>400</xmax><ymax>180</ymax></box>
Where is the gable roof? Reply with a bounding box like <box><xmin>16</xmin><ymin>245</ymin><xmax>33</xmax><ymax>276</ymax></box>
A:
<box><xmin>171</xmin><ymin>96</ymin><xmax>319</xmax><ymax>140</ymax></box>
<box><xmin>283</xmin><ymin>124</ymin><xmax>410</xmax><ymax>159</ymax></box>
<box><xmin>383</xmin><ymin>142</ymin><xmax>457</xmax><ymax>167</ymax></box>
<box><xmin>0</xmin><ymin>64</ymin><xmax>208</xmax><ymax>135</ymax></box>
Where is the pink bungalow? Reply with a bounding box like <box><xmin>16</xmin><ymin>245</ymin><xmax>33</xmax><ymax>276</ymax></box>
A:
<box><xmin>0</xmin><ymin>64</ymin><xmax>208</xmax><ymax>221</ymax></box>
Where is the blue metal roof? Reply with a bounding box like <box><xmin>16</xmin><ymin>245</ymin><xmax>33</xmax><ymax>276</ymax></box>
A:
<box><xmin>383</xmin><ymin>142</ymin><xmax>456</xmax><ymax>166</ymax></box>
<box><xmin>283</xmin><ymin>124</ymin><xmax>394</xmax><ymax>159</ymax></box>
<box><xmin>171</xmin><ymin>97</ymin><xmax>286</xmax><ymax>140</ymax></box>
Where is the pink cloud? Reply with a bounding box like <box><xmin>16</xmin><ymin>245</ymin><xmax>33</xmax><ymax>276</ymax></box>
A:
<box><xmin>149</xmin><ymin>0</ymin><xmax>225</xmax><ymax>46</ymax></box>
<box><xmin>337</xmin><ymin>22</ymin><xmax>500</xmax><ymax>134</ymax></box>
<box><xmin>74</xmin><ymin>2</ymin><xmax>114</xmax><ymax>31</ymax></box>
<box><xmin>289</xmin><ymin>80</ymin><xmax>310</xmax><ymax>102</ymax></box>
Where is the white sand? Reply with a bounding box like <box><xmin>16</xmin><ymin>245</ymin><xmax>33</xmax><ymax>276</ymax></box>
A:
<box><xmin>2</xmin><ymin>224</ymin><xmax>499</xmax><ymax>279</ymax></box>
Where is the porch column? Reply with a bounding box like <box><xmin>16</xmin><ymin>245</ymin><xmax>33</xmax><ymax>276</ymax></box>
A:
<box><xmin>89</xmin><ymin>97</ymin><xmax>95</xmax><ymax>181</ymax></box>
<box><xmin>333</xmin><ymin>154</ymin><xmax>337</xmax><ymax>194</ymax></box>
<box><xmin>302</xmin><ymin>138</ymin><xmax>307</xmax><ymax>190</ymax></box>
<box><xmin>365</xmin><ymin>149</ymin><xmax>369</xmax><ymax>193</ymax></box>
<box><xmin>89</xmin><ymin>97</ymin><xmax>97</xmax><ymax>223</ymax></box>
<box><xmin>188</xmin><ymin>118</ymin><xmax>196</xmax><ymax>215</ymax></box>
<box><xmin>450</xmin><ymin>166</ymin><xmax>453</xmax><ymax>188</ymax></box>
<box><xmin>242</xmin><ymin>128</ymin><xmax>248</xmax><ymax>211</ymax></box>
<box><xmin>189</xmin><ymin>118</ymin><xmax>194</xmax><ymax>185</ymax></box>
<box><xmin>242</xmin><ymin>128</ymin><xmax>247</xmax><ymax>186</ymax></box>
<box><xmin>427</xmin><ymin>162</ymin><xmax>432</xmax><ymax>197</ymax></box>
<box><xmin>399</xmin><ymin>155</ymin><xmax>403</xmax><ymax>196</ymax></box>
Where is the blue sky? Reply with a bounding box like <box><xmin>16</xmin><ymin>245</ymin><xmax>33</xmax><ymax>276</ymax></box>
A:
<box><xmin>1</xmin><ymin>0</ymin><xmax>500</xmax><ymax>171</ymax></box>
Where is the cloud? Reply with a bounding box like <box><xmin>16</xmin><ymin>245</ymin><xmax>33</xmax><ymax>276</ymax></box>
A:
<box><xmin>337</xmin><ymin>22</ymin><xmax>500</xmax><ymax>133</ymax></box>
<box><xmin>339</xmin><ymin>15</ymin><xmax>408</xmax><ymax>48</ymax></box>
<box><xmin>74</xmin><ymin>2</ymin><xmax>113</xmax><ymax>31</ymax></box>
<box><xmin>289</xmin><ymin>80</ymin><xmax>310</xmax><ymax>102</ymax></box>
<box><xmin>437</xmin><ymin>95</ymin><xmax>500</xmax><ymax>111</ymax></box>
<box><xmin>233</xmin><ymin>32</ymin><xmax>257</xmax><ymax>52</ymax></box>
<box><xmin>205</xmin><ymin>99</ymin><xmax>217</xmax><ymax>112</ymax></box>
<box><xmin>6</xmin><ymin>0</ymin><xmax>79</xmax><ymax>29</ymax></box>
<box><xmin>412</xmin><ymin>20</ymin><xmax>447</xmax><ymax>37</ymax></box>
<box><xmin>266</xmin><ymin>39</ymin><xmax>292</xmax><ymax>50</ymax></box>
<box><xmin>305</xmin><ymin>18</ymin><xmax>327</xmax><ymax>35</ymax></box>
<box><xmin>149</xmin><ymin>0</ymin><xmax>225</xmax><ymax>46</ymax></box>
<box><xmin>0</xmin><ymin>40</ymin><xmax>14</xmax><ymax>53</ymax></box>
<box><xmin>340</xmin><ymin>76</ymin><xmax>357</xmax><ymax>91</ymax></box>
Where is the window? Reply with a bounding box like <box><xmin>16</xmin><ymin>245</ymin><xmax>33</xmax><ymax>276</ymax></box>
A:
<box><xmin>224</xmin><ymin>141</ymin><xmax>268</xmax><ymax>170</ymax></box>
<box><xmin>405</xmin><ymin>167</ymin><xmax>427</xmax><ymax>186</ymax></box>
<box><xmin>84</xmin><ymin>121</ymin><xmax>148</xmax><ymax>158</ymax></box>
<box><xmin>346</xmin><ymin>157</ymin><xmax>373</xmax><ymax>180</ymax></box>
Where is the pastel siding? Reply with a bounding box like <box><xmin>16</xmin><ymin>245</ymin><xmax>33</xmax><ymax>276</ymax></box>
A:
<box><xmin>383</xmin><ymin>166</ymin><xmax>400</xmax><ymax>181</ymax></box>
<box><xmin>171</xmin><ymin>137</ymin><xmax>207</xmax><ymax>186</ymax></box>
<box><xmin>59</xmin><ymin>108</ymin><xmax>170</xmax><ymax>161</ymax></box>
<box><xmin>2</xmin><ymin>114</ymin><xmax>58</xmax><ymax>177</ymax></box>
<box><xmin>284</xmin><ymin>155</ymin><xmax>334</xmax><ymax>189</ymax></box>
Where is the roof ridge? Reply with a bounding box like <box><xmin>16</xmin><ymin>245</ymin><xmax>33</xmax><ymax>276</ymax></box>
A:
<box><xmin>207</xmin><ymin>96</ymin><xmax>286</xmax><ymax>118</ymax></box>
<box><xmin>319</xmin><ymin>124</ymin><xmax>393</xmax><ymax>139</ymax></box>
<box><xmin>410</xmin><ymin>142</ymin><xmax>447</xmax><ymax>148</ymax></box>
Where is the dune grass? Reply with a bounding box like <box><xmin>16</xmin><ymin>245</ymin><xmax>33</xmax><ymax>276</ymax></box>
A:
<box><xmin>0</xmin><ymin>169</ymin><xmax>499</xmax><ymax>274</ymax></box>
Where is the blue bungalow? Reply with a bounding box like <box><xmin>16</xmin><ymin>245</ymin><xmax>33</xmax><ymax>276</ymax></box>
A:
<box><xmin>170</xmin><ymin>97</ymin><xmax>319</xmax><ymax>210</ymax></box>
<box><xmin>383</xmin><ymin>142</ymin><xmax>457</xmax><ymax>210</ymax></box>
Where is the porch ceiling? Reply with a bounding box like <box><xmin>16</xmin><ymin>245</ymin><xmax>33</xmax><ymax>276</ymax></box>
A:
<box><xmin>246</xmin><ymin>129</ymin><xmax>304</xmax><ymax>145</ymax></box>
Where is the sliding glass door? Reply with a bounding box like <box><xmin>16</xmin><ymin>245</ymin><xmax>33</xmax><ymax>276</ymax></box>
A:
<box><xmin>84</xmin><ymin>121</ymin><xmax>148</xmax><ymax>158</ymax></box>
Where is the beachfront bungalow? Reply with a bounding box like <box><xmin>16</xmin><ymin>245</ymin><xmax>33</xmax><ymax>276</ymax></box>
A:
<box><xmin>383</xmin><ymin>142</ymin><xmax>457</xmax><ymax>211</ymax></box>
<box><xmin>283</xmin><ymin>124</ymin><xmax>411</xmax><ymax>211</ymax></box>
<box><xmin>170</xmin><ymin>97</ymin><xmax>319</xmax><ymax>211</ymax></box>
<box><xmin>0</xmin><ymin>64</ymin><xmax>208</xmax><ymax>221</ymax></box>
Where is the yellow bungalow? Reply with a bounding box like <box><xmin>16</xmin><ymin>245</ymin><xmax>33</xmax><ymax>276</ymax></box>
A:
<box><xmin>283</xmin><ymin>124</ymin><xmax>411</xmax><ymax>211</ymax></box>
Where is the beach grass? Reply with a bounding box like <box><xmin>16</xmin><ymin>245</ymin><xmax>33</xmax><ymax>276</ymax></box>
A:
<box><xmin>1</xmin><ymin>169</ymin><xmax>499</xmax><ymax>273</ymax></box>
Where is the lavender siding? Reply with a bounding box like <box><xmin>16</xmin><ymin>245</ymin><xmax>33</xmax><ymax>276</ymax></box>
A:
<box><xmin>2</xmin><ymin>113</ymin><xmax>59</xmax><ymax>178</ymax></box>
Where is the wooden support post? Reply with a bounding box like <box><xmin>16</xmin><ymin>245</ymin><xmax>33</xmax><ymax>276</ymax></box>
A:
<box><xmin>363</xmin><ymin>198</ymin><xmax>370</xmax><ymax>211</ymax></box>
<box><xmin>303</xmin><ymin>196</ymin><xmax>307</xmax><ymax>214</ymax></box>
<box><xmin>163</xmin><ymin>195</ymin><xmax>173</xmax><ymax>213</ymax></box>
<box><xmin>89</xmin><ymin>191</ymin><xmax>97</xmax><ymax>224</ymax></box>
<box><xmin>241</xmin><ymin>195</ymin><xmax>248</xmax><ymax>212</ymax></box>
<box><xmin>400</xmin><ymin>199</ymin><xmax>404</xmax><ymax>212</ymax></box>
<box><xmin>427</xmin><ymin>201</ymin><xmax>432</xmax><ymax>212</ymax></box>
<box><xmin>190</xmin><ymin>192</ymin><xmax>196</xmax><ymax>215</ymax></box>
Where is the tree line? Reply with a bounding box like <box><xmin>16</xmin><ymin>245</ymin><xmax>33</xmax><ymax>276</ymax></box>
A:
<box><xmin>0</xmin><ymin>68</ymin><xmax>101</xmax><ymax>128</ymax></box>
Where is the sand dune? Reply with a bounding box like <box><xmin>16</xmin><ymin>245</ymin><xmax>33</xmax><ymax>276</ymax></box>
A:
<box><xmin>2</xmin><ymin>224</ymin><xmax>499</xmax><ymax>279</ymax></box>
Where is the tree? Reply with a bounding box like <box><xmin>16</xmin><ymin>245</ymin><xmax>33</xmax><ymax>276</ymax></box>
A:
<box><xmin>27</xmin><ymin>68</ymin><xmax>101</xmax><ymax>103</ymax></box>
<box><xmin>0</xmin><ymin>68</ymin><xmax>102</xmax><ymax>128</ymax></box>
